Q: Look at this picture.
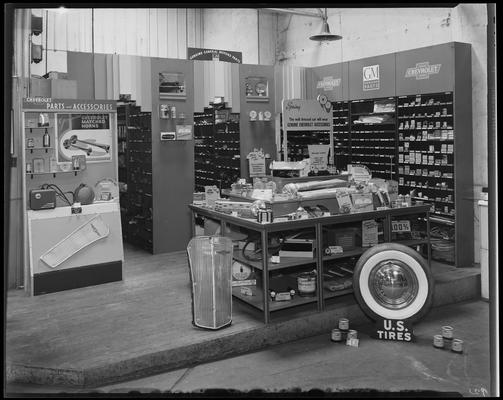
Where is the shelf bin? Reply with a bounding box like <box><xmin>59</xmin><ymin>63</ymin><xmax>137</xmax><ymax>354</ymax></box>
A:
<box><xmin>187</xmin><ymin>235</ymin><xmax>233</xmax><ymax>330</ymax></box>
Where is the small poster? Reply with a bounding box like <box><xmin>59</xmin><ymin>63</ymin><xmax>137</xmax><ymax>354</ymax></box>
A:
<box><xmin>308</xmin><ymin>144</ymin><xmax>330</xmax><ymax>171</ymax></box>
<box><xmin>204</xmin><ymin>186</ymin><xmax>220</xmax><ymax>207</ymax></box>
<box><xmin>362</xmin><ymin>219</ymin><xmax>378</xmax><ymax>247</ymax></box>
<box><xmin>247</xmin><ymin>149</ymin><xmax>267</xmax><ymax>178</ymax></box>
<box><xmin>176</xmin><ymin>125</ymin><xmax>193</xmax><ymax>140</ymax></box>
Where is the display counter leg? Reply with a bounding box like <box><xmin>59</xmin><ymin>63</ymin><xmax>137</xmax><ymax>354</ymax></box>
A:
<box><xmin>316</xmin><ymin>223</ymin><xmax>324</xmax><ymax>311</ymax></box>
<box><xmin>261</xmin><ymin>230</ymin><xmax>270</xmax><ymax>324</ymax></box>
<box><xmin>426</xmin><ymin>211</ymin><xmax>431</xmax><ymax>267</ymax></box>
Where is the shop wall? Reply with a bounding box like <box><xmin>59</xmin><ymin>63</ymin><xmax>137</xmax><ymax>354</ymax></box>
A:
<box><xmin>150</xmin><ymin>58</ymin><xmax>195</xmax><ymax>254</ymax></box>
<box><xmin>239</xmin><ymin>64</ymin><xmax>276</xmax><ymax>176</ymax></box>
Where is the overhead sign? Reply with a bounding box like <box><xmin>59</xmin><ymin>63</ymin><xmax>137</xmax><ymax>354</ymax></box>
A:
<box><xmin>405</xmin><ymin>61</ymin><xmax>442</xmax><ymax>80</ymax></box>
<box><xmin>316</xmin><ymin>76</ymin><xmax>341</xmax><ymax>91</ymax></box>
<box><xmin>187</xmin><ymin>47</ymin><xmax>242</xmax><ymax>63</ymax></box>
<box><xmin>22</xmin><ymin>98</ymin><xmax>116</xmax><ymax>112</ymax></box>
<box><xmin>363</xmin><ymin>64</ymin><xmax>380</xmax><ymax>91</ymax></box>
<box><xmin>282</xmin><ymin>99</ymin><xmax>332</xmax><ymax>131</ymax></box>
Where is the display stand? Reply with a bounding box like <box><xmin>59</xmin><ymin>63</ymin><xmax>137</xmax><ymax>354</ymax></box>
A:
<box><xmin>189</xmin><ymin>204</ymin><xmax>431</xmax><ymax>324</ymax></box>
<box><xmin>21</xmin><ymin>98</ymin><xmax>123</xmax><ymax>295</ymax></box>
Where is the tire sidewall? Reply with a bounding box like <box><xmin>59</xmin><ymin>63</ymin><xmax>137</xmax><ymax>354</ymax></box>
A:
<box><xmin>353</xmin><ymin>243</ymin><xmax>435</xmax><ymax>323</ymax></box>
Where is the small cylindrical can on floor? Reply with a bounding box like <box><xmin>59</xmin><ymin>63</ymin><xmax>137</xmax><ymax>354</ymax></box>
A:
<box><xmin>331</xmin><ymin>328</ymin><xmax>342</xmax><ymax>342</ymax></box>
<box><xmin>451</xmin><ymin>339</ymin><xmax>464</xmax><ymax>353</ymax></box>
<box><xmin>442</xmin><ymin>326</ymin><xmax>454</xmax><ymax>339</ymax></box>
<box><xmin>347</xmin><ymin>329</ymin><xmax>358</xmax><ymax>340</ymax></box>
<box><xmin>338</xmin><ymin>318</ymin><xmax>349</xmax><ymax>331</ymax></box>
<box><xmin>433</xmin><ymin>334</ymin><xmax>444</xmax><ymax>348</ymax></box>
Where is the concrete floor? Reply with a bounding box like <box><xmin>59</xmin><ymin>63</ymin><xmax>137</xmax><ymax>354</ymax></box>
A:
<box><xmin>5</xmin><ymin>299</ymin><xmax>492</xmax><ymax>397</ymax></box>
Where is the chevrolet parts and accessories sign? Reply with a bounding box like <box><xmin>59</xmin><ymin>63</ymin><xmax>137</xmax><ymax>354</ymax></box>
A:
<box><xmin>316</xmin><ymin>76</ymin><xmax>341</xmax><ymax>91</ymax></box>
<box><xmin>405</xmin><ymin>62</ymin><xmax>442</xmax><ymax>80</ymax></box>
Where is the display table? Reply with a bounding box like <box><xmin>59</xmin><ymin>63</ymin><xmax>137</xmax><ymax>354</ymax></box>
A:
<box><xmin>27</xmin><ymin>202</ymin><xmax>124</xmax><ymax>295</ymax></box>
<box><xmin>189</xmin><ymin>204</ymin><xmax>431</xmax><ymax>323</ymax></box>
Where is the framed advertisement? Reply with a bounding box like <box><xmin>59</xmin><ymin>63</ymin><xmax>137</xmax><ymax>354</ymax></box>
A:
<box><xmin>56</xmin><ymin>113</ymin><xmax>113</xmax><ymax>164</ymax></box>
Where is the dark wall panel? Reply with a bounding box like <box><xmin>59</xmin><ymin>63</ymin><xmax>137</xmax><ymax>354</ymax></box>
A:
<box><xmin>239</xmin><ymin>64</ymin><xmax>276</xmax><ymax>176</ymax></box>
<box><xmin>349</xmin><ymin>53</ymin><xmax>396</xmax><ymax>100</ymax></box>
<box><xmin>150</xmin><ymin>58</ymin><xmax>195</xmax><ymax>254</ymax></box>
<box><xmin>67</xmin><ymin>52</ymin><xmax>94</xmax><ymax>99</ymax></box>
<box><xmin>396</xmin><ymin>42</ymin><xmax>455</xmax><ymax>95</ymax></box>
<box><xmin>309</xmin><ymin>62</ymin><xmax>349</xmax><ymax>101</ymax></box>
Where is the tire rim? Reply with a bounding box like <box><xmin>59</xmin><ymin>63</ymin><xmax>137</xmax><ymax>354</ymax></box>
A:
<box><xmin>368</xmin><ymin>259</ymin><xmax>419</xmax><ymax>310</ymax></box>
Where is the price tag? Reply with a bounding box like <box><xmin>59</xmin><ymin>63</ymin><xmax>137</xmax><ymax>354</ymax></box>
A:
<box><xmin>391</xmin><ymin>220</ymin><xmax>411</xmax><ymax>233</ymax></box>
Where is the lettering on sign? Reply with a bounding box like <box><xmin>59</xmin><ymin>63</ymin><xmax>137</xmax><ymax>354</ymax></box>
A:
<box><xmin>374</xmin><ymin>319</ymin><xmax>414</xmax><ymax>342</ymax></box>
<box><xmin>405</xmin><ymin>62</ymin><xmax>442</xmax><ymax>80</ymax></box>
<box><xmin>363</xmin><ymin>65</ymin><xmax>380</xmax><ymax>91</ymax></box>
<box><xmin>391</xmin><ymin>220</ymin><xmax>411</xmax><ymax>233</ymax></box>
<box><xmin>316</xmin><ymin>76</ymin><xmax>341</xmax><ymax>91</ymax></box>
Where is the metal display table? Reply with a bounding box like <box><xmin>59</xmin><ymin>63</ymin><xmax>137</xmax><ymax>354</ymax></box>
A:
<box><xmin>189</xmin><ymin>204</ymin><xmax>431</xmax><ymax>323</ymax></box>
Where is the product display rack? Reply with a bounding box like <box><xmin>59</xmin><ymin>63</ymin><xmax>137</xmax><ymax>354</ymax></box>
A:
<box><xmin>189</xmin><ymin>204</ymin><xmax>431</xmax><ymax>323</ymax></box>
<box><xmin>331</xmin><ymin>101</ymin><xmax>350</xmax><ymax>172</ymax></box>
<box><xmin>193</xmin><ymin>105</ymin><xmax>240</xmax><ymax>192</ymax></box>
<box><xmin>194</xmin><ymin>108</ymin><xmax>216</xmax><ymax>191</ymax></box>
<box><xmin>349</xmin><ymin>97</ymin><xmax>398</xmax><ymax>180</ymax></box>
<box><xmin>117</xmin><ymin>102</ymin><xmax>141</xmax><ymax>241</ymax></box>
<box><xmin>396</xmin><ymin>91</ymin><xmax>458</xmax><ymax>264</ymax></box>
<box><xmin>125</xmin><ymin>110</ymin><xmax>153</xmax><ymax>253</ymax></box>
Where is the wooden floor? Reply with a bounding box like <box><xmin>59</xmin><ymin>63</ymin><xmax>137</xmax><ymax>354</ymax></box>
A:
<box><xmin>5</xmin><ymin>242</ymin><xmax>481</xmax><ymax>388</ymax></box>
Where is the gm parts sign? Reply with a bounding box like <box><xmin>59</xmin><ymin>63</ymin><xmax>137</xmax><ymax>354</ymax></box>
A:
<box><xmin>363</xmin><ymin>64</ymin><xmax>380</xmax><ymax>91</ymax></box>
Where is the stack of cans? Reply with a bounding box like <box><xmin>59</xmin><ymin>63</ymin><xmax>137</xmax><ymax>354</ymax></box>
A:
<box><xmin>432</xmin><ymin>325</ymin><xmax>464</xmax><ymax>353</ymax></box>
<box><xmin>331</xmin><ymin>318</ymin><xmax>358</xmax><ymax>343</ymax></box>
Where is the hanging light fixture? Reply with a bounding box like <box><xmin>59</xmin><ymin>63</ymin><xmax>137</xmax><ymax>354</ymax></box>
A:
<box><xmin>309</xmin><ymin>8</ymin><xmax>342</xmax><ymax>42</ymax></box>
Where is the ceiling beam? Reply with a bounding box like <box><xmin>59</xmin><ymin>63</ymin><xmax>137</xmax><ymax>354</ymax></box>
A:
<box><xmin>259</xmin><ymin>8</ymin><xmax>323</xmax><ymax>18</ymax></box>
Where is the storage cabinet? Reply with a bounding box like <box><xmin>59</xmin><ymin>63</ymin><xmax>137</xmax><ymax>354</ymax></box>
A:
<box><xmin>193</xmin><ymin>105</ymin><xmax>241</xmax><ymax>192</ymax></box>
<box><xmin>331</xmin><ymin>101</ymin><xmax>350</xmax><ymax>172</ymax></box>
<box><xmin>124</xmin><ymin>110</ymin><xmax>153</xmax><ymax>253</ymax></box>
<box><xmin>189</xmin><ymin>204</ymin><xmax>431</xmax><ymax>323</ymax></box>
<box><xmin>396</xmin><ymin>91</ymin><xmax>466</xmax><ymax>265</ymax></box>
<box><xmin>349</xmin><ymin>97</ymin><xmax>397</xmax><ymax>180</ymax></box>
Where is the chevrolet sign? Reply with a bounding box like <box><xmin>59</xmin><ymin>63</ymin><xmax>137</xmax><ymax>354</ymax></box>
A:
<box><xmin>316</xmin><ymin>76</ymin><xmax>341</xmax><ymax>91</ymax></box>
<box><xmin>405</xmin><ymin>62</ymin><xmax>442</xmax><ymax>80</ymax></box>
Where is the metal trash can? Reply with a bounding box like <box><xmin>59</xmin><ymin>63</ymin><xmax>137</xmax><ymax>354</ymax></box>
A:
<box><xmin>187</xmin><ymin>235</ymin><xmax>233</xmax><ymax>330</ymax></box>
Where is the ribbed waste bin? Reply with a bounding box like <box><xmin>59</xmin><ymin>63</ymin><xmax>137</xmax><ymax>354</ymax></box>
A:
<box><xmin>187</xmin><ymin>235</ymin><xmax>233</xmax><ymax>330</ymax></box>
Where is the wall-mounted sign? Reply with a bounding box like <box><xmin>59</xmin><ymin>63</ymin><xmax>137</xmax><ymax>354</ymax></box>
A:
<box><xmin>282</xmin><ymin>99</ymin><xmax>332</xmax><ymax>131</ymax></box>
<box><xmin>247</xmin><ymin>149</ymin><xmax>267</xmax><ymax>177</ymax></box>
<box><xmin>176</xmin><ymin>125</ymin><xmax>193</xmax><ymax>140</ymax></box>
<box><xmin>405</xmin><ymin>62</ymin><xmax>442</xmax><ymax>80</ymax></box>
<box><xmin>363</xmin><ymin>64</ymin><xmax>380</xmax><ymax>91</ymax></box>
<box><xmin>160</xmin><ymin>132</ymin><xmax>176</xmax><ymax>141</ymax></box>
<box><xmin>187</xmin><ymin>47</ymin><xmax>242</xmax><ymax>64</ymax></box>
<box><xmin>57</xmin><ymin>113</ymin><xmax>112</xmax><ymax>163</ymax></box>
<box><xmin>316</xmin><ymin>76</ymin><xmax>341</xmax><ymax>91</ymax></box>
<box><xmin>22</xmin><ymin>98</ymin><xmax>116</xmax><ymax>112</ymax></box>
<box><xmin>373</xmin><ymin>319</ymin><xmax>414</xmax><ymax>342</ymax></box>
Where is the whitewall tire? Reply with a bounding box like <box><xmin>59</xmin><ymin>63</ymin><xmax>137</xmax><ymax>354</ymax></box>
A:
<box><xmin>353</xmin><ymin>243</ymin><xmax>434</xmax><ymax>322</ymax></box>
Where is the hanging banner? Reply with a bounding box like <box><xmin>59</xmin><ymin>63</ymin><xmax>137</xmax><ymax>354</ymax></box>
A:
<box><xmin>281</xmin><ymin>99</ymin><xmax>332</xmax><ymax>131</ymax></box>
<box><xmin>187</xmin><ymin>47</ymin><xmax>242</xmax><ymax>63</ymax></box>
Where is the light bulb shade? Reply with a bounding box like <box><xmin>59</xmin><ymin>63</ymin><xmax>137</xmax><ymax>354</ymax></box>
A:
<box><xmin>309</xmin><ymin>21</ymin><xmax>342</xmax><ymax>42</ymax></box>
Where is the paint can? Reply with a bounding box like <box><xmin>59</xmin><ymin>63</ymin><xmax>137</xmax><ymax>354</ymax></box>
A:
<box><xmin>433</xmin><ymin>334</ymin><xmax>444</xmax><ymax>349</ymax></box>
<box><xmin>451</xmin><ymin>339</ymin><xmax>464</xmax><ymax>353</ymax></box>
<box><xmin>338</xmin><ymin>318</ymin><xmax>349</xmax><ymax>331</ymax></box>
<box><xmin>331</xmin><ymin>328</ymin><xmax>342</xmax><ymax>342</ymax></box>
<box><xmin>347</xmin><ymin>329</ymin><xmax>358</xmax><ymax>339</ymax></box>
<box><xmin>297</xmin><ymin>271</ymin><xmax>316</xmax><ymax>297</ymax></box>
